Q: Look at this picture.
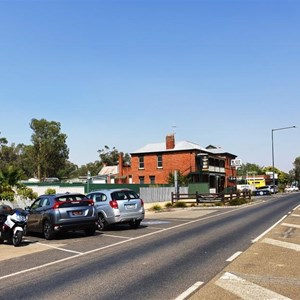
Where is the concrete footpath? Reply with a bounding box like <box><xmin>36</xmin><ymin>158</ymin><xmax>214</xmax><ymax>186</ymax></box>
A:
<box><xmin>187</xmin><ymin>203</ymin><xmax>300</xmax><ymax>300</ymax></box>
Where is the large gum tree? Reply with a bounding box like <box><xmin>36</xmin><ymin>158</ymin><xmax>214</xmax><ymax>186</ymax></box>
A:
<box><xmin>30</xmin><ymin>118</ymin><xmax>69</xmax><ymax>180</ymax></box>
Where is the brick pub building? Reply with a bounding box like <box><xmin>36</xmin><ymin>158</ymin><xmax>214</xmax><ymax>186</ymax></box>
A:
<box><xmin>118</xmin><ymin>134</ymin><xmax>238</xmax><ymax>193</ymax></box>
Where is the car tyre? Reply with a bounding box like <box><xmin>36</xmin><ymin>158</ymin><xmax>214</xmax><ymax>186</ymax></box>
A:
<box><xmin>97</xmin><ymin>213</ymin><xmax>108</xmax><ymax>231</ymax></box>
<box><xmin>129</xmin><ymin>219</ymin><xmax>141</xmax><ymax>229</ymax></box>
<box><xmin>43</xmin><ymin>220</ymin><xmax>55</xmax><ymax>240</ymax></box>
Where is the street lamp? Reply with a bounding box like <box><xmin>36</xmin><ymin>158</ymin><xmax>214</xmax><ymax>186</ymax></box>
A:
<box><xmin>271</xmin><ymin>126</ymin><xmax>296</xmax><ymax>193</ymax></box>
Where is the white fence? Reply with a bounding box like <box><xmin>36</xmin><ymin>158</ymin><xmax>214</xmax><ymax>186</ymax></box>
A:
<box><xmin>139</xmin><ymin>187</ymin><xmax>188</xmax><ymax>203</ymax></box>
<box><xmin>0</xmin><ymin>186</ymin><xmax>189</xmax><ymax>208</ymax></box>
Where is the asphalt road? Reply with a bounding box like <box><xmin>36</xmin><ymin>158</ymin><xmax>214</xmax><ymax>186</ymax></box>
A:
<box><xmin>0</xmin><ymin>194</ymin><xmax>299</xmax><ymax>300</ymax></box>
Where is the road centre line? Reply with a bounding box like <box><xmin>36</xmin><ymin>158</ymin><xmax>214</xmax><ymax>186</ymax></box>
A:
<box><xmin>262</xmin><ymin>238</ymin><xmax>300</xmax><ymax>252</ymax></box>
<box><xmin>281</xmin><ymin>222</ymin><xmax>300</xmax><ymax>229</ymax></box>
<box><xmin>251</xmin><ymin>215</ymin><xmax>287</xmax><ymax>243</ymax></box>
<box><xmin>226</xmin><ymin>251</ymin><xmax>243</xmax><ymax>262</ymax></box>
<box><xmin>215</xmin><ymin>272</ymin><xmax>291</xmax><ymax>300</ymax></box>
<box><xmin>0</xmin><ymin>203</ymin><xmax>281</xmax><ymax>281</ymax></box>
<box><xmin>174</xmin><ymin>281</ymin><xmax>204</xmax><ymax>300</ymax></box>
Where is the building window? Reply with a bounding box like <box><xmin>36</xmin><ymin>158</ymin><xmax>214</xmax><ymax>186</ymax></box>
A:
<box><xmin>139</xmin><ymin>156</ymin><xmax>144</xmax><ymax>169</ymax></box>
<box><xmin>149</xmin><ymin>176</ymin><xmax>155</xmax><ymax>184</ymax></box>
<box><xmin>157</xmin><ymin>154</ymin><xmax>163</xmax><ymax>168</ymax></box>
<box><xmin>139</xmin><ymin>176</ymin><xmax>145</xmax><ymax>184</ymax></box>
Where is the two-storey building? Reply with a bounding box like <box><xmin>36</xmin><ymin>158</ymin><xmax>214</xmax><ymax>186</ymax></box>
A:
<box><xmin>116</xmin><ymin>134</ymin><xmax>238</xmax><ymax>193</ymax></box>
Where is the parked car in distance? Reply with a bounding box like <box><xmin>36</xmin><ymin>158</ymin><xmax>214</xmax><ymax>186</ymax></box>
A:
<box><xmin>284</xmin><ymin>186</ymin><xmax>299</xmax><ymax>192</ymax></box>
<box><xmin>253</xmin><ymin>188</ymin><xmax>271</xmax><ymax>196</ymax></box>
<box><xmin>86</xmin><ymin>189</ymin><xmax>145</xmax><ymax>231</ymax></box>
<box><xmin>255</xmin><ymin>185</ymin><xmax>278</xmax><ymax>194</ymax></box>
<box><xmin>25</xmin><ymin>193</ymin><xmax>98</xmax><ymax>240</ymax></box>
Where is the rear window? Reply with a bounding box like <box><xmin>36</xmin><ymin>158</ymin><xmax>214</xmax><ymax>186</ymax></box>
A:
<box><xmin>111</xmin><ymin>190</ymin><xmax>139</xmax><ymax>200</ymax></box>
<box><xmin>56</xmin><ymin>194</ymin><xmax>87</xmax><ymax>201</ymax></box>
<box><xmin>55</xmin><ymin>194</ymin><xmax>91</xmax><ymax>207</ymax></box>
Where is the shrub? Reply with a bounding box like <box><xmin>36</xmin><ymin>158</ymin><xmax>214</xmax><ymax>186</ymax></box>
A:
<box><xmin>150</xmin><ymin>204</ymin><xmax>163</xmax><ymax>211</ymax></box>
<box><xmin>165</xmin><ymin>202</ymin><xmax>173</xmax><ymax>208</ymax></box>
<box><xmin>174</xmin><ymin>201</ymin><xmax>187</xmax><ymax>208</ymax></box>
<box><xmin>17</xmin><ymin>186</ymin><xmax>38</xmax><ymax>200</ymax></box>
<box><xmin>45</xmin><ymin>188</ymin><xmax>56</xmax><ymax>195</ymax></box>
<box><xmin>0</xmin><ymin>191</ymin><xmax>15</xmax><ymax>201</ymax></box>
<box><xmin>228</xmin><ymin>198</ymin><xmax>248</xmax><ymax>206</ymax></box>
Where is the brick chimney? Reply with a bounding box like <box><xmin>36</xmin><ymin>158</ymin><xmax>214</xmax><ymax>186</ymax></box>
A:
<box><xmin>118</xmin><ymin>152</ymin><xmax>123</xmax><ymax>176</ymax></box>
<box><xmin>166</xmin><ymin>134</ymin><xmax>175</xmax><ymax>150</ymax></box>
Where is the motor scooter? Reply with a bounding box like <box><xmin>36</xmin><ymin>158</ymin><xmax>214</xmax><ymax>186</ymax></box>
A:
<box><xmin>0</xmin><ymin>205</ymin><xmax>28</xmax><ymax>247</ymax></box>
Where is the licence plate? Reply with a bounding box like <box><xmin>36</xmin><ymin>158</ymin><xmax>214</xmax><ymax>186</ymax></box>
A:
<box><xmin>125</xmin><ymin>204</ymin><xmax>136</xmax><ymax>210</ymax></box>
<box><xmin>72</xmin><ymin>211</ymin><xmax>83</xmax><ymax>216</ymax></box>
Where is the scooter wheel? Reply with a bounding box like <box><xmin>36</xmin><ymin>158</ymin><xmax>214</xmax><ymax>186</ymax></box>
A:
<box><xmin>13</xmin><ymin>231</ymin><xmax>23</xmax><ymax>247</ymax></box>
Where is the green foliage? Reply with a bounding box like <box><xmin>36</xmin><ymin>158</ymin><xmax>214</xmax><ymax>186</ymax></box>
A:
<box><xmin>17</xmin><ymin>185</ymin><xmax>38</xmax><ymax>200</ymax></box>
<box><xmin>97</xmin><ymin>146</ymin><xmax>131</xmax><ymax>166</ymax></box>
<box><xmin>30</xmin><ymin>118</ymin><xmax>69</xmax><ymax>180</ymax></box>
<box><xmin>228</xmin><ymin>198</ymin><xmax>248</xmax><ymax>206</ymax></box>
<box><xmin>0</xmin><ymin>191</ymin><xmax>15</xmax><ymax>201</ymax></box>
<box><xmin>174</xmin><ymin>201</ymin><xmax>187</xmax><ymax>208</ymax></box>
<box><xmin>45</xmin><ymin>188</ymin><xmax>56</xmax><ymax>195</ymax></box>
<box><xmin>293</xmin><ymin>157</ymin><xmax>300</xmax><ymax>186</ymax></box>
<box><xmin>167</xmin><ymin>170</ymin><xmax>190</xmax><ymax>185</ymax></box>
<box><xmin>237</xmin><ymin>163</ymin><xmax>265</xmax><ymax>176</ymax></box>
<box><xmin>165</xmin><ymin>202</ymin><xmax>173</xmax><ymax>208</ymax></box>
<box><xmin>150</xmin><ymin>204</ymin><xmax>163</xmax><ymax>211</ymax></box>
<box><xmin>0</xmin><ymin>165</ymin><xmax>24</xmax><ymax>187</ymax></box>
<box><xmin>77</xmin><ymin>160</ymin><xmax>103</xmax><ymax>177</ymax></box>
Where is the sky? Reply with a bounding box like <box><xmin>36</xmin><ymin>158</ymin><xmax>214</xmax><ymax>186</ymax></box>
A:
<box><xmin>0</xmin><ymin>0</ymin><xmax>299</xmax><ymax>173</ymax></box>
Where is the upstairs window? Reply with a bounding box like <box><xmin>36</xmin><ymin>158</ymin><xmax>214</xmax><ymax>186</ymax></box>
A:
<box><xmin>139</xmin><ymin>156</ymin><xmax>144</xmax><ymax>169</ymax></box>
<box><xmin>157</xmin><ymin>154</ymin><xmax>163</xmax><ymax>168</ymax></box>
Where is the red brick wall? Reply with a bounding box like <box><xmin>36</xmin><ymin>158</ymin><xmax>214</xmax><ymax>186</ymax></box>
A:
<box><xmin>129</xmin><ymin>151</ymin><xmax>197</xmax><ymax>184</ymax></box>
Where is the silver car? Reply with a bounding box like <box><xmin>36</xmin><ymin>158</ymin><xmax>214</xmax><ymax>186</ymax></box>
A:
<box><xmin>86</xmin><ymin>189</ymin><xmax>145</xmax><ymax>230</ymax></box>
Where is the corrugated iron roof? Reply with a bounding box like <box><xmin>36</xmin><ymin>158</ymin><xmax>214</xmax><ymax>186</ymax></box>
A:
<box><xmin>98</xmin><ymin>165</ymin><xmax>119</xmax><ymax>175</ymax></box>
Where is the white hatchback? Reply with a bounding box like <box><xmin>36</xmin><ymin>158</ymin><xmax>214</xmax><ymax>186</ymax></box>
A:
<box><xmin>86</xmin><ymin>189</ymin><xmax>145</xmax><ymax>230</ymax></box>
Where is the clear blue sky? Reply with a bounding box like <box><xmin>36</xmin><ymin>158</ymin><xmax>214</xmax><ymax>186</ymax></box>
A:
<box><xmin>0</xmin><ymin>0</ymin><xmax>299</xmax><ymax>173</ymax></box>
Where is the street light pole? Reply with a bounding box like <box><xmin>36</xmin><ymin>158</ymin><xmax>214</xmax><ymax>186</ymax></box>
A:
<box><xmin>271</xmin><ymin>126</ymin><xmax>296</xmax><ymax>193</ymax></box>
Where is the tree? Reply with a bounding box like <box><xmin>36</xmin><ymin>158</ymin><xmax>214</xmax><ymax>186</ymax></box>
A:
<box><xmin>97</xmin><ymin>146</ymin><xmax>131</xmax><ymax>166</ymax></box>
<box><xmin>293</xmin><ymin>157</ymin><xmax>300</xmax><ymax>185</ymax></box>
<box><xmin>167</xmin><ymin>170</ymin><xmax>190</xmax><ymax>186</ymax></box>
<box><xmin>237</xmin><ymin>163</ymin><xmax>264</xmax><ymax>177</ymax></box>
<box><xmin>30</xmin><ymin>119</ymin><xmax>69</xmax><ymax>180</ymax></box>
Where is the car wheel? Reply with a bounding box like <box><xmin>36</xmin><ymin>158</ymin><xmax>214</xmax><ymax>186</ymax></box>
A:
<box><xmin>129</xmin><ymin>219</ymin><xmax>141</xmax><ymax>229</ymax></box>
<box><xmin>85</xmin><ymin>227</ymin><xmax>96</xmax><ymax>236</ymax></box>
<box><xmin>43</xmin><ymin>220</ymin><xmax>55</xmax><ymax>240</ymax></box>
<box><xmin>97</xmin><ymin>213</ymin><xmax>107</xmax><ymax>231</ymax></box>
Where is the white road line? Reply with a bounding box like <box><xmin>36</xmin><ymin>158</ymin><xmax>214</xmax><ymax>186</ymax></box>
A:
<box><xmin>251</xmin><ymin>215</ymin><xmax>287</xmax><ymax>243</ymax></box>
<box><xmin>174</xmin><ymin>281</ymin><xmax>204</xmax><ymax>300</ymax></box>
<box><xmin>281</xmin><ymin>222</ymin><xmax>300</xmax><ymax>229</ymax></box>
<box><xmin>216</xmin><ymin>272</ymin><xmax>291</xmax><ymax>300</ymax></box>
<box><xmin>291</xmin><ymin>213</ymin><xmax>300</xmax><ymax>217</ymax></box>
<box><xmin>226</xmin><ymin>251</ymin><xmax>242</xmax><ymax>262</ymax></box>
<box><xmin>102</xmin><ymin>234</ymin><xmax>133</xmax><ymax>239</ymax></box>
<box><xmin>36</xmin><ymin>242</ymin><xmax>83</xmax><ymax>254</ymax></box>
<box><xmin>292</xmin><ymin>204</ymin><xmax>300</xmax><ymax>211</ymax></box>
<box><xmin>0</xmin><ymin>204</ymin><xmax>274</xmax><ymax>281</ymax></box>
<box><xmin>262</xmin><ymin>238</ymin><xmax>300</xmax><ymax>251</ymax></box>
